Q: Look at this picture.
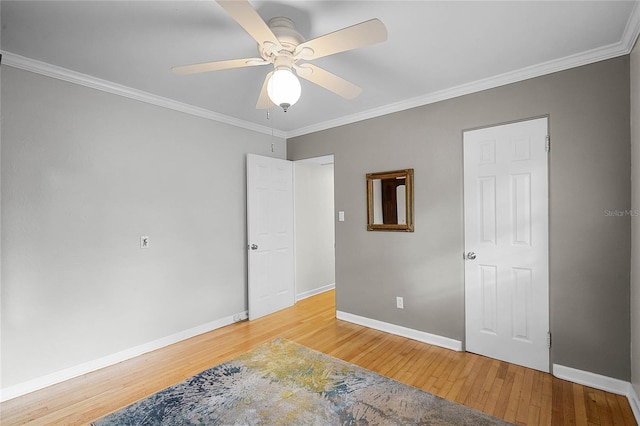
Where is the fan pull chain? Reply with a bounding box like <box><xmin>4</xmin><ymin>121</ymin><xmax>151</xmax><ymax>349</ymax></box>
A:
<box><xmin>268</xmin><ymin>107</ymin><xmax>275</xmax><ymax>153</ymax></box>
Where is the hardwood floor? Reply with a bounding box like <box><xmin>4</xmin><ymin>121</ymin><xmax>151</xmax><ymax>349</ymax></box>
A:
<box><xmin>1</xmin><ymin>289</ymin><xmax>636</xmax><ymax>425</ymax></box>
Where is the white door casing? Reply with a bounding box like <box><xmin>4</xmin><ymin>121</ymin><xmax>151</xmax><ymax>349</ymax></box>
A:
<box><xmin>246</xmin><ymin>154</ymin><xmax>295</xmax><ymax>320</ymax></box>
<box><xmin>463</xmin><ymin>117</ymin><xmax>550</xmax><ymax>372</ymax></box>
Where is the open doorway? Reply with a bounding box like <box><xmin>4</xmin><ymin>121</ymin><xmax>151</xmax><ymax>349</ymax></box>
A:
<box><xmin>294</xmin><ymin>155</ymin><xmax>336</xmax><ymax>300</ymax></box>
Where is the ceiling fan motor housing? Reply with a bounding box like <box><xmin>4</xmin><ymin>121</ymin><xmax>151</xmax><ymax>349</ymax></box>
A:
<box><xmin>259</xmin><ymin>18</ymin><xmax>313</xmax><ymax>71</ymax></box>
<box><xmin>267</xmin><ymin>17</ymin><xmax>305</xmax><ymax>52</ymax></box>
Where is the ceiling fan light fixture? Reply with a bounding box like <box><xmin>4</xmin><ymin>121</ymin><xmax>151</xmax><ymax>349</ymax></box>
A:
<box><xmin>173</xmin><ymin>1</ymin><xmax>388</xmax><ymax>111</ymax></box>
<box><xmin>267</xmin><ymin>68</ymin><xmax>301</xmax><ymax>112</ymax></box>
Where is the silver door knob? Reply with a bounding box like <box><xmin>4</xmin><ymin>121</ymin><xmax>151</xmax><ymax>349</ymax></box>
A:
<box><xmin>466</xmin><ymin>252</ymin><xmax>476</xmax><ymax>260</ymax></box>
<box><xmin>250</xmin><ymin>244</ymin><xmax>258</xmax><ymax>250</ymax></box>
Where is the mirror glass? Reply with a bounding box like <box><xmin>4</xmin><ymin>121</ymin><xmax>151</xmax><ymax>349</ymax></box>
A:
<box><xmin>366</xmin><ymin>169</ymin><xmax>414</xmax><ymax>232</ymax></box>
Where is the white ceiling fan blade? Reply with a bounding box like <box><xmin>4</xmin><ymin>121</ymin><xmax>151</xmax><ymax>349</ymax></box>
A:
<box><xmin>256</xmin><ymin>71</ymin><xmax>276</xmax><ymax>109</ymax></box>
<box><xmin>295</xmin><ymin>64</ymin><xmax>362</xmax><ymax>100</ymax></box>
<box><xmin>172</xmin><ymin>58</ymin><xmax>268</xmax><ymax>75</ymax></box>
<box><xmin>294</xmin><ymin>19</ymin><xmax>387</xmax><ymax>60</ymax></box>
<box><xmin>216</xmin><ymin>0</ymin><xmax>281</xmax><ymax>50</ymax></box>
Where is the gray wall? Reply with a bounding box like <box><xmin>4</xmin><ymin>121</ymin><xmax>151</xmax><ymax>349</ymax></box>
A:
<box><xmin>1</xmin><ymin>66</ymin><xmax>285</xmax><ymax>388</ymax></box>
<box><xmin>288</xmin><ymin>56</ymin><xmax>631</xmax><ymax>380</ymax></box>
<box><xmin>631</xmin><ymin>40</ymin><xmax>640</xmax><ymax>400</ymax></box>
<box><xmin>294</xmin><ymin>160</ymin><xmax>335</xmax><ymax>297</ymax></box>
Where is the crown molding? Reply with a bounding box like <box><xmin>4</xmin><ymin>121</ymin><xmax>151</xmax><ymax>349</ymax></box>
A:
<box><xmin>622</xmin><ymin>1</ymin><xmax>640</xmax><ymax>51</ymax></box>
<box><xmin>3</xmin><ymin>0</ymin><xmax>638</xmax><ymax>142</ymax></box>
<box><xmin>287</xmin><ymin>3</ymin><xmax>640</xmax><ymax>139</ymax></box>
<box><xmin>289</xmin><ymin>48</ymin><xmax>637</xmax><ymax>138</ymax></box>
<box><xmin>1</xmin><ymin>52</ymin><xmax>287</xmax><ymax>140</ymax></box>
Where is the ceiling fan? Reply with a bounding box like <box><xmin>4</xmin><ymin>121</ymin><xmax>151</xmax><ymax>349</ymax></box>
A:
<box><xmin>172</xmin><ymin>0</ymin><xmax>388</xmax><ymax>112</ymax></box>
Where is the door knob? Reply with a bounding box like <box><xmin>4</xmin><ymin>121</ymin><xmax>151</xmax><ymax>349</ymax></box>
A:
<box><xmin>250</xmin><ymin>244</ymin><xmax>258</xmax><ymax>250</ymax></box>
<box><xmin>466</xmin><ymin>252</ymin><xmax>476</xmax><ymax>260</ymax></box>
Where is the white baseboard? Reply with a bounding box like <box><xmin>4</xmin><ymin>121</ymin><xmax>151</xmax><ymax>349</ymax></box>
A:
<box><xmin>629</xmin><ymin>384</ymin><xmax>640</xmax><ymax>424</ymax></box>
<box><xmin>0</xmin><ymin>311</ymin><xmax>248</xmax><ymax>402</ymax></box>
<box><xmin>296</xmin><ymin>283</ymin><xmax>335</xmax><ymax>301</ymax></box>
<box><xmin>336</xmin><ymin>310</ymin><xmax>463</xmax><ymax>352</ymax></box>
<box><xmin>553</xmin><ymin>364</ymin><xmax>630</xmax><ymax>395</ymax></box>
<box><xmin>553</xmin><ymin>364</ymin><xmax>640</xmax><ymax>424</ymax></box>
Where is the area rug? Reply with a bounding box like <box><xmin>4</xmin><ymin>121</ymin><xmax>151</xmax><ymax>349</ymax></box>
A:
<box><xmin>93</xmin><ymin>338</ymin><xmax>512</xmax><ymax>425</ymax></box>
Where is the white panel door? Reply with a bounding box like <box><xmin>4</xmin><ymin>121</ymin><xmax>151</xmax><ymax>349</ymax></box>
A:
<box><xmin>464</xmin><ymin>117</ymin><xmax>549</xmax><ymax>372</ymax></box>
<box><xmin>247</xmin><ymin>154</ymin><xmax>295</xmax><ymax>320</ymax></box>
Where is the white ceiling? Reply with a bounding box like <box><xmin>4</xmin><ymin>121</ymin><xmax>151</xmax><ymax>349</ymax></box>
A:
<box><xmin>2</xmin><ymin>1</ymin><xmax>639</xmax><ymax>138</ymax></box>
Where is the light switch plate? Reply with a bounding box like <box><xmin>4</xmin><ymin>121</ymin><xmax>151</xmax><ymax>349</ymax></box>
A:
<box><xmin>338</xmin><ymin>211</ymin><xmax>345</xmax><ymax>222</ymax></box>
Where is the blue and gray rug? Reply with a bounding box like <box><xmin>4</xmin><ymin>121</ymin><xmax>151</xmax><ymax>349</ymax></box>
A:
<box><xmin>93</xmin><ymin>338</ymin><xmax>512</xmax><ymax>425</ymax></box>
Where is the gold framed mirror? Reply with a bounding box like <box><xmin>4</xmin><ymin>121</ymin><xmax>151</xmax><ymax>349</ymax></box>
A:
<box><xmin>366</xmin><ymin>169</ymin><xmax>414</xmax><ymax>232</ymax></box>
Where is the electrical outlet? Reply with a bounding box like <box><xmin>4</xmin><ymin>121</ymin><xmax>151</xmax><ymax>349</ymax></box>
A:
<box><xmin>396</xmin><ymin>296</ymin><xmax>404</xmax><ymax>309</ymax></box>
<box><xmin>140</xmin><ymin>236</ymin><xmax>149</xmax><ymax>249</ymax></box>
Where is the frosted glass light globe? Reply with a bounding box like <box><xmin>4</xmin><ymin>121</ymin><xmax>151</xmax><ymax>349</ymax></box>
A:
<box><xmin>267</xmin><ymin>69</ymin><xmax>301</xmax><ymax>111</ymax></box>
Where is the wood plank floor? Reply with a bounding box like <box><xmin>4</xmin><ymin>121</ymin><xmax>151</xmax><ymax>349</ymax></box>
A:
<box><xmin>1</xmin><ymin>290</ymin><xmax>636</xmax><ymax>425</ymax></box>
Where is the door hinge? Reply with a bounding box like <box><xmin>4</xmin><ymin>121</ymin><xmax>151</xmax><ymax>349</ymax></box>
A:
<box><xmin>545</xmin><ymin>135</ymin><xmax>551</xmax><ymax>153</ymax></box>
<box><xmin>547</xmin><ymin>331</ymin><xmax>552</xmax><ymax>349</ymax></box>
